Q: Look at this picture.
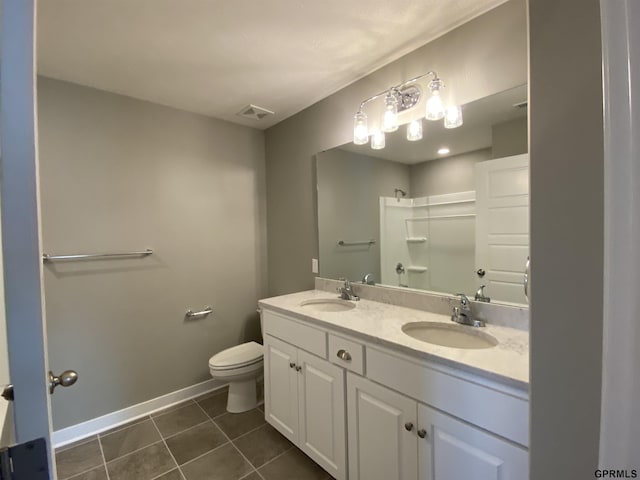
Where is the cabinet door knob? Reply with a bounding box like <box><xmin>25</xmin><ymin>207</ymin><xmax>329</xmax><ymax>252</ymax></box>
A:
<box><xmin>404</xmin><ymin>422</ymin><xmax>414</xmax><ymax>431</ymax></box>
<box><xmin>295</xmin><ymin>365</ymin><xmax>302</xmax><ymax>372</ymax></box>
<box><xmin>417</xmin><ymin>429</ymin><xmax>427</xmax><ymax>439</ymax></box>
<box><xmin>337</xmin><ymin>349</ymin><xmax>352</xmax><ymax>361</ymax></box>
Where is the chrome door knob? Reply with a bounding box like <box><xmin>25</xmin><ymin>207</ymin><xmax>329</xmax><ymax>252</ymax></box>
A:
<box><xmin>49</xmin><ymin>370</ymin><xmax>78</xmax><ymax>394</ymax></box>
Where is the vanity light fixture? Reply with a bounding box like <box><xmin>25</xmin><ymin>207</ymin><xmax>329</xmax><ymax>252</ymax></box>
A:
<box><xmin>352</xmin><ymin>71</ymin><xmax>462</xmax><ymax>148</ymax></box>
<box><xmin>437</xmin><ymin>147</ymin><xmax>450</xmax><ymax>155</ymax></box>
<box><xmin>353</xmin><ymin>111</ymin><xmax>369</xmax><ymax>145</ymax></box>
<box><xmin>371</xmin><ymin>131</ymin><xmax>386</xmax><ymax>150</ymax></box>
<box><xmin>407</xmin><ymin>119</ymin><xmax>423</xmax><ymax>141</ymax></box>
<box><xmin>444</xmin><ymin>105</ymin><xmax>463</xmax><ymax>128</ymax></box>
<box><xmin>382</xmin><ymin>91</ymin><xmax>399</xmax><ymax>132</ymax></box>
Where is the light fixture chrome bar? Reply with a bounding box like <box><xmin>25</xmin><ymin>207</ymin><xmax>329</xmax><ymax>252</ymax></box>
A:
<box><xmin>42</xmin><ymin>249</ymin><xmax>153</xmax><ymax>262</ymax></box>
<box><xmin>337</xmin><ymin>239</ymin><xmax>376</xmax><ymax>246</ymax></box>
<box><xmin>358</xmin><ymin>71</ymin><xmax>439</xmax><ymax>110</ymax></box>
<box><xmin>186</xmin><ymin>306</ymin><xmax>213</xmax><ymax>318</ymax></box>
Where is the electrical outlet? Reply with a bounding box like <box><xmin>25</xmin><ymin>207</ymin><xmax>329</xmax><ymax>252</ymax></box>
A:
<box><xmin>312</xmin><ymin>258</ymin><xmax>319</xmax><ymax>274</ymax></box>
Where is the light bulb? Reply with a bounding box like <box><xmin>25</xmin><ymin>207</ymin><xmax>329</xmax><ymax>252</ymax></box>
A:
<box><xmin>371</xmin><ymin>131</ymin><xmax>385</xmax><ymax>150</ymax></box>
<box><xmin>353</xmin><ymin>111</ymin><xmax>369</xmax><ymax>145</ymax></box>
<box><xmin>426</xmin><ymin>90</ymin><xmax>445</xmax><ymax>121</ymax></box>
<box><xmin>406</xmin><ymin>119</ymin><xmax>423</xmax><ymax>141</ymax></box>
<box><xmin>382</xmin><ymin>92</ymin><xmax>399</xmax><ymax>132</ymax></box>
<box><xmin>444</xmin><ymin>105</ymin><xmax>463</xmax><ymax>128</ymax></box>
<box><xmin>437</xmin><ymin>147</ymin><xmax>450</xmax><ymax>155</ymax></box>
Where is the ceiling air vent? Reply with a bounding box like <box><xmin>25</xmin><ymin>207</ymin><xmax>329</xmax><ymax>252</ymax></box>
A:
<box><xmin>237</xmin><ymin>104</ymin><xmax>274</xmax><ymax>121</ymax></box>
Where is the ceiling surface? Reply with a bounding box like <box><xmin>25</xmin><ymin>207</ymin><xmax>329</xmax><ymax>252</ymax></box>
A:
<box><xmin>37</xmin><ymin>0</ymin><xmax>508</xmax><ymax>129</ymax></box>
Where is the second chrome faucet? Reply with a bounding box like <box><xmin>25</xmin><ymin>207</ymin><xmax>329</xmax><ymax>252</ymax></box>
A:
<box><xmin>451</xmin><ymin>293</ymin><xmax>485</xmax><ymax>327</ymax></box>
<box><xmin>337</xmin><ymin>279</ymin><xmax>360</xmax><ymax>301</ymax></box>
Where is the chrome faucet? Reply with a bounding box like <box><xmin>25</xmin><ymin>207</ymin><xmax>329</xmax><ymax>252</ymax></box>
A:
<box><xmin>451</xmin><ymin>293</ymin><xmax>485</xmax><ymax>327</ymax></box>
<box><xmin>474</xmin><ymin>285</ymin><xmax>490</xmax><ymax>303</ymax></box>
<box><xmin>337</xmin><ymin>279</ymin><xmax>360</xmax><ymax>301</ymax></box>
<box><xmin>362</xmin><ymin>273</ymin><xmax>375</xmax><ymax>285</ymax></box>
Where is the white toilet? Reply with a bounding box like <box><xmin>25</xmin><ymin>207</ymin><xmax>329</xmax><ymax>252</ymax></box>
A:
<box><xmin>208</xmin><ymin>341</ymin><xmax>264</xmax><ymax>413</ymax></box>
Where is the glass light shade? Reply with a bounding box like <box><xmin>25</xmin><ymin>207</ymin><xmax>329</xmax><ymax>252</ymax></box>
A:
<box><xmin>406</xmin><ymin>119</ymin><xmax>423</xmax><ymax>141</ymax></box>
<box><xmin>444</xmin><ymin>105</ymin><xmax>463</xmax><ymax>128</ymax></box>
<box><xmin>371</xmin><ymin>131</ymin><xmax>385</xmax><ymax>150</ymax></box>
<box><xmin>381</xmin><ymin>92</ymin><xmax>399</xmax><ymax>132</ymax></box>
<box><xmin>425</xmin><ymin>90</ymin><xmax>445</xmax><ymax>121</ymax></box>
<box><xmin>353</xmin><ymin>111</ymin><xmax>369</xmax><ymax>145</ymax></box>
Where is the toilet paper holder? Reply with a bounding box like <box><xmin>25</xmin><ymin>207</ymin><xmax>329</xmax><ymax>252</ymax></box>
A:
<box><xmin>186</xmin><ymin>306</ymin><xmax>213</xmax><ymax>318</ymax></box>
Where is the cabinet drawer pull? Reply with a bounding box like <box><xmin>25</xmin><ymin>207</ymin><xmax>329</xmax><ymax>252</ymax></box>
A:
<box><xmin>417</xmin><ymin>429</ymin><xmax>428</xmax><ymax>439</ymax></box>
<box><xmin>295</xmin><ymin>365</ymin><xmax>302</xmax><ymax>372</ymax></box>
<box><xmin>404</xmin><ymin>422</ymin><xmax>414</xmax><ymax>431</ymax></box>
<box><xmin>289</xmin><ymin>362</ymin><xmax>296</xmax><ymax>369</ymax></box>
<box><xmin>337</xmin><ymin>349</ymin><xmax>352</xmax><ymax>361</ymax></box>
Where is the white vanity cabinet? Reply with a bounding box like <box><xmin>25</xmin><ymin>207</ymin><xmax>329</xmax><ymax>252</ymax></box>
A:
<box><xmin>260</xmin><ymin>305</ymin><xmax>529</xmax><ymax>480</ymax></box>
<box><xmin>347</xmin><ymin>374</ymin><xmax>528</xmax><ymax>480</ymax></box>
<box><xmin>347</xmin><ymin>373</ymin><xmax>418</xmax><ymax>480</ymax></box>
<box><xmin>418</xmin><ymin>403</ymin><xmax>528</xmax><ymax>480</ymax></box>
<box><xmin>262</xmin><ymin>311</ymin><xmax>347</xmax><ymax>480</ymax></box>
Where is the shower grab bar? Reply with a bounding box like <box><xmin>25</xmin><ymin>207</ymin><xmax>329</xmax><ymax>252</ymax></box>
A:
<box><xmin>42</xmin><ymin>249</ymin><xmax>153</xmax><ymax>262</ymax></box>
<box><xmin>337</xmin><ymin>239</ymin><xmax>376</xmax><ymax>246</ymax></box>
<box><xmin>186</xmin><ymin>306</ymin><xmax>213</xmax><ymax>318</ymax></box>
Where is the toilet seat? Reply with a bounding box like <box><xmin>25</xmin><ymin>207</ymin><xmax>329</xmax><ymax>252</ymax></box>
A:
<box><xmin>209</xmin><ymin>341</ymin><xmax>263</xmax><ymax>371</ymax></box>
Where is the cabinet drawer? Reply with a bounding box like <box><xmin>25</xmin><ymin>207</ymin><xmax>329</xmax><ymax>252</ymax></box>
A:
<box><xmin>262</xmin><ymin>309</ymin><xmax>327</xmax><ymax>359</ymax></box>
<box><xmin>328</xmin><ymin>334</ymin><xmax>365</xmax><ymax>375</ymax></box>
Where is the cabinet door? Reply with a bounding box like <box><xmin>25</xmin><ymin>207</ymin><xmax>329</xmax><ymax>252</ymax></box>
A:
<box><xmin>264</xmin><ymin>334</ymin><xmax>299</xmax><ymax>443</ymax></box>
<box><xmin>418</xmin><ymin>403</ymin><xmax>528</xmax><ymax>480</ymax></box>
<box><xmin>297</xmin><ymin>350</ymin><xmax>346</xmax><ymax>480</ymax></box>
<box><xmin>347</xmin><ymin>373</ymin><xmax>418</xmax><ymax>480</ymax></box>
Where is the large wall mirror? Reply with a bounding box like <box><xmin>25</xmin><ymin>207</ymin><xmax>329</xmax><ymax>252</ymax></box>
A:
<box><xmin>316</xmin><ymin>84</ymin><xmax>529</xmax><ymax>306</ymax></box>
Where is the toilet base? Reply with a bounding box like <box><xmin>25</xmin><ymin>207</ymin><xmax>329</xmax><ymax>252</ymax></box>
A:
<box><xmin>226</xmin><ymin>379</ymin><xmax>257</xmax><ymax>413</ymax></box>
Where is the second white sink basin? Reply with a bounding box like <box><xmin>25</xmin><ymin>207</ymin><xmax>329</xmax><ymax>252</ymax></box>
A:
<box><xmin>402</xmin><ymin>321</ymin><xmax>498</xmax><ymax>349</ymax></box>
<box><xmin>299</xmin><ymin>298</ymin><xmax>356</xmax><ymax>312</ymax></box>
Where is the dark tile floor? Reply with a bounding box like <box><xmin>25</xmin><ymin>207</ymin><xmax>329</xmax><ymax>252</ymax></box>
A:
<box><xmin>55</xmin><ymin>389</ymin><xmax>333</xmax><ymax>480</ymax></box>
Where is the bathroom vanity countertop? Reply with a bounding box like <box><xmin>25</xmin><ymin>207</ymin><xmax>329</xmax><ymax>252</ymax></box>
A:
<box><xmin>259</xmin><ymin>289</ymin><xmax>529</xmax><ymax>390</ymax></box>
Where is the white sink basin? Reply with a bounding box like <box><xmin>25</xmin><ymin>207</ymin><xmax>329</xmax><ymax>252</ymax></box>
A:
<box><xmin>299</xmin><ymin>298</ymin><xmax>356</xmax><ymax>312</ymax></box>
<box><xmin>402</xmin><ymin>321</ymin><xmax>498</xmax><ymax>349</ymax></box>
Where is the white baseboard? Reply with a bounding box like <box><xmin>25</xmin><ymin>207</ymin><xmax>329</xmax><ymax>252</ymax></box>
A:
<box><xmin>53</xmin><ymin>379</ymin><xmax>227</xmax><ymax>448</ymax></box>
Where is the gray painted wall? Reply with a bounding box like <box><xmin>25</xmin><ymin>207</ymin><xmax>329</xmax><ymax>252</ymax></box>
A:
<box><xmin>265</xmin><ymin>0</ymin><xmax>528</xmax><ymax>295</ymax></box>
<box><xmin>529</xmin><ymin>0</ymin><xmax>603</xmax><ymax>477</ymax></box>
<box><xmin>316</xmin><ymin>149</ymin><xmax>410</xmax><ymax>282</ymax></box>
<box><xmin>492</xmin><ymin>116</ymin><xmax>528</xmax><ymax>158</ymax></box>
<box><xmin>409</xmin><ymin>148</ymin><xmax>492</xmax><ymax>198</ymax></box>
<box><xmin>38</xmin><ymin>77</ymin><xmax>267</xmax><ymax>429</ymax></box>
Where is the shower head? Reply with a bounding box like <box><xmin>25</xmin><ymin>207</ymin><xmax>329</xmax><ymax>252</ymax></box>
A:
<box><xmin>394</xmin><ymin>188</ymin><xmax>407</xmax><ymax>198</ymax></box>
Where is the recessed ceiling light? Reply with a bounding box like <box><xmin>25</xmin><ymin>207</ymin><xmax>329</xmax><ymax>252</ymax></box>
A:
<box><xmin>437</xmin><ymin>147</ymin><xmax>450</xmax><ymax>155</ymax></box>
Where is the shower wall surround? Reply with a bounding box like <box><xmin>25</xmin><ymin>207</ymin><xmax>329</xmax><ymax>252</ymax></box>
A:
<box><xmin>38</xmin><ymin>77</ymin><xmax>267</xmax><ymax>430</ymax></box>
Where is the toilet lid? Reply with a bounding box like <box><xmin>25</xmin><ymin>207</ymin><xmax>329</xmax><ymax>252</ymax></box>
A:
<box><xmin>209</xmin><ymin>341</ymin><xmax>263</xmax><ymax>369</ymax></box>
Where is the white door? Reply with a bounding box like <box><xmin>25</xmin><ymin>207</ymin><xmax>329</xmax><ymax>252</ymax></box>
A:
<box><xmin>263</xmin><ymin>335</ymin><xmax>299</xmax><ymax>443</ymax></box>
<box><xmin>0</xmin><ymin>0</ymin><xmax>57</xmax><ymax>475</ymax></box>
<box><xmin>475</xmin><ymin>154</ymin><xmax>529</xmax><ymax>304</ymax></box>
<box><xmin>347</xmin><ymin>373</ymin><xmax>417</xmax><ymax>480</ymax></box>
<box><xmin>418</xmin><ymin>403</ymin><xmax>528</xmax><ymax>480</ymax></box>
<box><xmin>297</xmin><ymin>350</ymin><xmax>346</xmax><ymax>480</ymax></box>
